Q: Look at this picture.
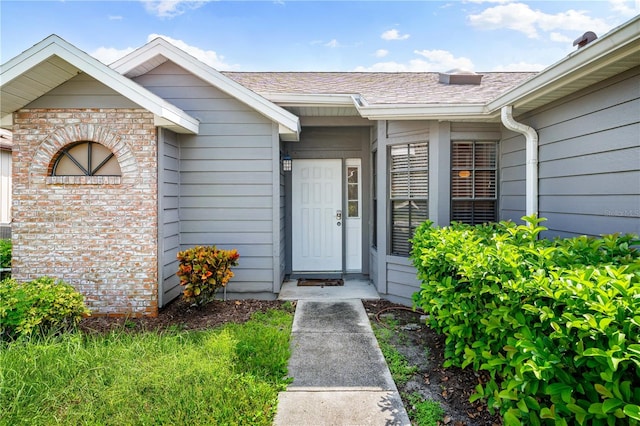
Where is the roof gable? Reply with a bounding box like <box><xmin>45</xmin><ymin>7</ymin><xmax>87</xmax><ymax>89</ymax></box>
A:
<box><xmin>0</xmin><ymin>35</ymin><xmax>198</xmax><ymax>134</ymax></box>
<box><xmin>110</xmin><ymin>38</ymin><xmax>301</xmax><ymax>141</ymax></box>
<box><xmin>488</xmin><ymin>15</ymin><xmax>640</xmax><ymax>115</ymax></box>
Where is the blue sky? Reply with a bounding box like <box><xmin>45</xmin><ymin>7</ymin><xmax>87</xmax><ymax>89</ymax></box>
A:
<box><xmin>1</xmin><ymin>1</ymin><xmax>638</xmax><ymax>72</ymax></box>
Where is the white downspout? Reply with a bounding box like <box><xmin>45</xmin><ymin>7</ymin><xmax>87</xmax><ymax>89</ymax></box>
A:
<box><xmin>501</xmin><ymin>105</ymin><xmax>539</xmax><ymax>217</ymax></box>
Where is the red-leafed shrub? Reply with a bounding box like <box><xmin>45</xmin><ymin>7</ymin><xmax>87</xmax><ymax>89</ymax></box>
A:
<box><xmin>177</xmin><ymin>246</ymin><xmax>239</xmax><ymax>307</ymax></box>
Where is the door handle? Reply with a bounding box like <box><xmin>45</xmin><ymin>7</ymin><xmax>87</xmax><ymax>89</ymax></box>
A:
<box><xmin>336</xmin><ymin>210</ymin><xmax>342</xmax><ymax>220</ymax></box>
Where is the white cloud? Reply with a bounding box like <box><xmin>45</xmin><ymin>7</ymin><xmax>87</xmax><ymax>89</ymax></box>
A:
<box><xmin>549</xmin><ymin>32</ymin><xmax>572</xmax><ymax>43</ymax></box>
<box><xmin>414</xmin><ymin>49</ymin><xmax>474</xmax><ymax>71</ymax></box>
<box><xmin>147</xmin><ymin>34</ymin><xmax>234</xmax><ymax>69</ymax></box>
<box><xmin>91</xmin><ymin>34</ymin><xmax>235</xmax><ymax>69</ymax></box>
<box><xmin>141</xmin><ymin>0</ymin><xmax>208</xmax><ymax>18</ymax></box>
<box><xmin>325</xmin><ymin>39</ymin><xmax>340</xmax><ymax>48</ymax></box>
<box><xmin>375</xmin><ymin>49</ymin><xmax>389</xmax><ymax>58</ymax></box>
<box><xmin>353</xmin><ymin>61</ymin><xmax>409</xmax><ymax>72</ymax></box>
<box><xmin>609</xmin><ymin>0</ymin><xmax>640</xmax><ymax>17</ymax></box>
<box><xmin>492</xmin><ymin>61</ymin><xmax>546</xmax><ymax>71</ymax></box>
<box><xmin>381</xmin><ymin>29</ymin><xmax>410</xmax><ymax>41</ymax></box>
<box><xmin>92</xmin><ymin>47</ymin><xmax>136</xmax><ymax>65</ymax></box>
<box><xmin>465</xmin><ymin>0</ymin><xmax>512</xmax><ymax>3</ymax></box>
<box><xmin>354</xmin><ymin>49</ymin><xmax>474</xmax><ymax>72</ymax></box>
<box><xmin>108</xmin><ymin>15</ymin><xmax>123</xmax><ymax>21</ymax></box>
<box><xmin>468</xmin><ymin>2</ymin><xmax>610</xmax><ymax>39</ymax></box>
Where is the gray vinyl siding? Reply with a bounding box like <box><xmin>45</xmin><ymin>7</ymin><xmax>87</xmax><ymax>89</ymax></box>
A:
<box><xmin>285</xmin><ymin>127</ymin><xmax>369</xmax><ymax>159</ymax></box>
<box><xmin>26</xmin><ymin>73</ymin><xmax>139</xmax><ymax>109</ymax></box>
<box><xmin>385</xmin><ymin>259</ymin><xmax>422</xmax><ymax>306</ymax></box>
<box><xmin>501</xmin><ymin>66</ymin><xmax>640</xmax><ymax>238</ymax></box>
<box><xmin>499</xmin><ymin>129</ymin><xmax>526</xmax><ymax>223</ymax></box>
<box><xmin>134</xmin><ymin>62</ymin><xmax>278</xmax><ymax>298</ymax></box>
<box><xmin>158</xmin><ymin>129</ymin><xmax>181</xmax><ymax>306</ymax></box>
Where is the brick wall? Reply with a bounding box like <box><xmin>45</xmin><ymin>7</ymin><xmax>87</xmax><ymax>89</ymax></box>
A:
<box><xmin>12</xmin><ymin>108</ymin><xmax>159</xmax><ymax>316</ymax></box>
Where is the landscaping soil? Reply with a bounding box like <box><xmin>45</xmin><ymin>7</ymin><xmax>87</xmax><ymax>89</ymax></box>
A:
<box><xmin>80</xmin><ymin>298</ymin><xmax>501</xmax><ymax>425</ymax></box>
<box><xmin>363</xmin><ymin>300</ymin><xmax>502</xmax><ymax>426</ymax></box>
<box><xmin>79</xmin><ymin>298</ymin><xmax>291</xmax><ymax>334</ymax></box>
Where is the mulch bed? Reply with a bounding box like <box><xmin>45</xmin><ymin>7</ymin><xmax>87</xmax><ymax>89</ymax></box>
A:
<box><xmin>79</xmin><ymin>298</ymin><xmax>292</xmax><ymax>334</ymax></box>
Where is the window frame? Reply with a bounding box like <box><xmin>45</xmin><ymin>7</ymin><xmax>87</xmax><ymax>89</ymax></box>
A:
<box><xmin>372</xmin><ymin>150</ymin><xmax>377</xmax><ymax>249</ymax></box>
<box><xmin>388</xmin><ymin>141</ymin><xmax>429</xmax><ymax>257</ymax></box>
<box><xmin>450</xmin><ymin>140</ymin><xmax>498</xmax><ymax>225</ymax></box>
<box><xmin>51</xmin><ymin>141</ymin><xmax>121</xmax><ymax>177</ymax></box>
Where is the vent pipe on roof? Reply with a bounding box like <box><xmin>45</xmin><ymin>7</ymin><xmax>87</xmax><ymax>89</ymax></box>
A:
<box><xmin>573</xmin><ymin>31</ymin><xmax>597</xmax><ymax>48</ymax></box>
<box><xmin>501</xmin><ymin>105</ymin><xmax>538</xmax><ymax>219</ymax></box>
<box><xmin>438</xmin><ymin>69</ymin><xmax>483</xmax><ymax>85</ymax></box>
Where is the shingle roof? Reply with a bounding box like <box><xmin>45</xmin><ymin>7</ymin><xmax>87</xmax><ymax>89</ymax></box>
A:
<box><xmin>222</xmin><ymin>72</ymin><xmax>537</xmax><ymax>105</ymax></box>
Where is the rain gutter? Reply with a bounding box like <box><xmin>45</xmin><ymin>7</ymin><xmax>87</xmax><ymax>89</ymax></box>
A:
<box><xmin>501</xmin><ymin>105</ymin><xmax>539</xmax><ymax>218</ymax></box>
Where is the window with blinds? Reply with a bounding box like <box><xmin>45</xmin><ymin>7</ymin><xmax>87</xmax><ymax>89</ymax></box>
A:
<box><xmin>372</xmin><ymin>151</ymin><xmax>377</xmax><ymax>248</ymax></box>
<box><xmin>451</xmin><ymin>141</ymin><xmax>497</xmax><ymax>225</ymax></box>
<box><xmin>390</xmin><ymin>142</ymin><xmax>429</xmax><ymax>256</ymax></box>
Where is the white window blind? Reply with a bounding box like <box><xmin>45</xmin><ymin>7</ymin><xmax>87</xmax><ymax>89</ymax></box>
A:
<box><xmin>390</xmin><ymin>142</ymin><xmax>428</xmax><ymax>256</ymax></box>
<box><xmin>451</xmin><ymin>141</ymin><xmax>497</xmax><ymax>225</ymax></box>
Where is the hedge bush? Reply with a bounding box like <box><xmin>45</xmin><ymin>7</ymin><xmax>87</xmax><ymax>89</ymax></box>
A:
<box><xmin>0</xmin><ymin>239</ymin><xmax>11</xmax><ymax>269</ymax></box>
<box><xmin>0</xmin><ymin>277</ymin><xmax>90</xmax><ymax>340</ymax></box>
<box><xmin>177</xmin><ymin>245</ymin><xmax>240</xmax><ymax>306</ymax></box>
<box><xmin>411</xmin><ymin>216</ymin><xmax>640</xmax><ymax>425</ymax></box>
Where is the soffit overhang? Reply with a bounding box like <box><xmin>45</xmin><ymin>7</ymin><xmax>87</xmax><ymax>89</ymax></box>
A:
<box><xmin>0</xmin><ymin>35</ymin><xmax>199</xmax><ymax>134</ymax></box>
<box><xmin>488</xmin><ymin>15</ymin><xmax>640</xmax><ymax>116</ymax></box>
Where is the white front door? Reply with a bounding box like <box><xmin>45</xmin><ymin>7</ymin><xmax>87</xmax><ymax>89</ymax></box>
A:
<box><xmin>292</xmin><ymin>159</ymin><xmax>343</xmax><ymax>272</ymax></box>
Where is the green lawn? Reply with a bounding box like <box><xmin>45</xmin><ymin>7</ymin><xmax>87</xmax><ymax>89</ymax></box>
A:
<box><xmin>0</xmin><ymin>309</ymin><xmax>293</xmax><ymax>426</ymax></box>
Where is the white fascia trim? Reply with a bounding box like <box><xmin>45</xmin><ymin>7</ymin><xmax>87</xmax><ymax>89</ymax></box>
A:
<box><xmin>1</xmin><ymin>35</ymin><xmax>199</xmax><ymax>134</ymax></box>
<box><xmin>354</xmin><ymin>102</ymin><xmax>490</xmax><ymax>121</ymax></box>
<box><xmin>488</xmin><ymin>15</ymin><xmax>640</xmax><ymax>112</ymax></box>
<box><xmin>111</xmin><ymin>39</ymin><xmax>300</xmax><ymax>140</ymax></box>
<box><xmin>262</xmin><ymin>93</ymin><xmax>356</xmax><ymax>107</ymax></box>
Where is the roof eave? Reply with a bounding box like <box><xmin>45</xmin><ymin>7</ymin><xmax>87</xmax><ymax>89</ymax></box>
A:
<box><xmin>262</xmin><ymin>93</ymin><xmax>357</xmax><ymax>108</ymax></box>
<box><xmin>1</xmin><ymin>35</ymin><xmax>199</xmax><ymax>134</ymax></box>
<box><xmin>354</xmin><ymin>101</ymin><xmax>491</xmax><ymax>121</ymax></box>
<box><xmin>488</xmin><ymin>15</ymin><xmax>640</xmax><ymax>114</ymax></box>
<box><xmin>111</xmin><ymin>39</ymin><xmax>300</xmax><ymax>140</ymax></box>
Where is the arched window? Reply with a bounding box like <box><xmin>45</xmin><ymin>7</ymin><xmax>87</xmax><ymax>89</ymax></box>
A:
<box><xmin>51</xmin><ymin>141</ymin><xmax>121</xmax><ymax>176</ymax></box>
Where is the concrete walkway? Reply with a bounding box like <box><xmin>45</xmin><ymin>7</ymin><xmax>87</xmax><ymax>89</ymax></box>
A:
<box><xmin>273</xmin><ymin>299</ymin><xmax>411</xmax><ymax>426</ymax></box>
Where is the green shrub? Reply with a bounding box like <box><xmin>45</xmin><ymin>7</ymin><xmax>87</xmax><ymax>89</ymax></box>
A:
<box><xmin>0</xmin><ymin>277</ymin><xmax>90</xmax><ymax>340</ymax></box>
<box><xmin>411</xmin><ymin>216</ymin><xmax>640</xmax><ymax>425</ymax></box>
<box><xmin>0</xmin><ymin>239</ymin><xmax>10</xmax><ymax>269</ymax></box>
<box><xmin>177</xmin><ymin>245</ymin><xmax>240</xmax><ymax>306</ymax></box>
